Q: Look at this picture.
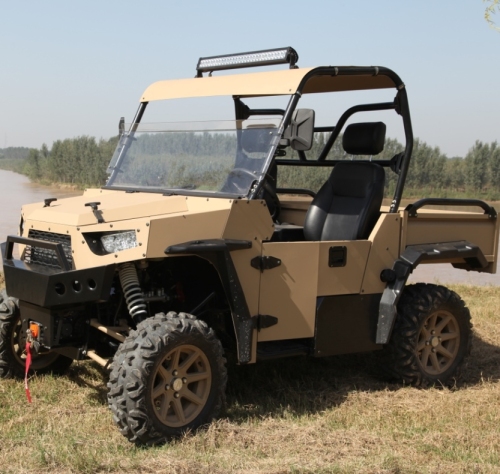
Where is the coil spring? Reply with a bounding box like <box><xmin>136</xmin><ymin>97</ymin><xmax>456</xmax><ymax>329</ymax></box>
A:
<box><xmin>118</xmin><ymin>263</ymin><xmax>147</xmax><ymax>323</ymax></box>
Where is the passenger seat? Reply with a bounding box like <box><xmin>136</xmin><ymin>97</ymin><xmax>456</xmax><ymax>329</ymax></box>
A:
<box><xmin>303</xmin><ymin>122</ymin><xmax>386</xmax><ymax>241</ymax></box>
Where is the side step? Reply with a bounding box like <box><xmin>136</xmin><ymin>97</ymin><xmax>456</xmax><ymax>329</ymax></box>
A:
<box><xmin>257</xmin><ymin>339</ymin><xmax>312</xmax><ymax>361</ymax></box>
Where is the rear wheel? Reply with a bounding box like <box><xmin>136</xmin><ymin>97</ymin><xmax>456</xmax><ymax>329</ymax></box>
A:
<box><xmin>0</xmin><ymin>290</ymin><xmax>72</xmax><ymax>378</ymax></box>
<box><xmin>107</xmin><ymin>312</ymin><xmax>227</xmax><ymax>445</ymax></box>
<box><xmin>384</xmin><ymin>283</ymin><xmax>471</xmax><ymax>387</ymax></box>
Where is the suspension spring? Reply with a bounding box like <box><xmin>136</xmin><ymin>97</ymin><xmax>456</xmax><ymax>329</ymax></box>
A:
<box><xmin>118</xmin><ymin>263</ymin><xmax>147</xmax><ymax>323</ymax></box>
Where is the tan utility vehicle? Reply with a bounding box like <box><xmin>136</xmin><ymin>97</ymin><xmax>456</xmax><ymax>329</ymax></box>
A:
<box><xmin>1</xmin><ymin>47</ymin><xmax>498</xmax><ymax>444</ymax></box>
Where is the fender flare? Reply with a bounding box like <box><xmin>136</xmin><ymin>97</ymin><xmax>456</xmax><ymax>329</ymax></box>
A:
<box><xmin>165</xmin><ymin>239</ymin><xmax>254</xmax><ymax>364</ymax></box>
<box><xmin>376</xmin><ymin>240</ymin><xmax>488</xmax><ymax>344</ymax></box>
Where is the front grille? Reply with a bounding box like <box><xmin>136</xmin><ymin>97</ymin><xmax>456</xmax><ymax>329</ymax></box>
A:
<box><xmin>25</xmin><ymin>230</ymin><xmax>73</xmax><ymax>269</ymax></box>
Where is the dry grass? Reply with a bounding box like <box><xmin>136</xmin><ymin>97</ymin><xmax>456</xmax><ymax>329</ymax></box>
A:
<box><xmin>1</xmin><ymin>282</ymin><xmax>500</xmax><ymax>473</ymax></box>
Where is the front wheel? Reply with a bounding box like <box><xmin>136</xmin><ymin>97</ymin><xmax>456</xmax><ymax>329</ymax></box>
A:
<box><xmin>384</xmin><ymin>283</ymin><xmax>472</xmax><ymax>387</ymax></box>
<box><xmin>107</xmin><ymin>312</ymin><xmax>227</xmax><ymax>445</ymax></box>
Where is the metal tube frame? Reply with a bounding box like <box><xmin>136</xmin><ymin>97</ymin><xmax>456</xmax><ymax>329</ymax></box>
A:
<box><xmin>90</xmin><ymin>318</ymin><xmax>127</xmax><ymax>343</ymax></box>
<box><xmin>106</xmin><ymin>102</ymin><xmax>148</xmax><ymax>186</ymax></box>
<box><xmin>270</xmin><ymin>66</ymin><xmax>414</xmax><ymax>214</ymax></box>
<box><xmin>105</xmin><ymin>65</ymin><xmax>414</xmax><ymax>213</ymax></box>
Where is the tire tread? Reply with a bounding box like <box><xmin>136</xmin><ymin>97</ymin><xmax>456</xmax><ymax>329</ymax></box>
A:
<box><xmin>107</xmin><ymin>312</ymin><xmax>227</xmax><ymax>445</ymax></box>
<box><xmin>383</xmin><ymin>283</ymin><xmax>472</xmax><ymax>387</ymax></box>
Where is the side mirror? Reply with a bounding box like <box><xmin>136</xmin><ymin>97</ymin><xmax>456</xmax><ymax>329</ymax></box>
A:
<box><xmin>282</xmin><ymin>109</ymin><xmax>315</xmax><ymax>151</ymax></box>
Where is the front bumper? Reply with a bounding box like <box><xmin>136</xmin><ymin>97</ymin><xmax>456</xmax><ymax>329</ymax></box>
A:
<box><xmin>1</xmin><ymin>236</ymin><xmax>115</xmax><ymax>308</ymax></box>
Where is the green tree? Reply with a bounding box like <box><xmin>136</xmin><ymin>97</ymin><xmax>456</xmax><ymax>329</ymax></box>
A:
<box><xmin>444</xmin><ymin>157</ymin><xmax>466</xmax><ymax>190</ymax></box>
<box><xmin>489</xmin><ymin>141</ymin><xmax>500</xmax><ymax>191</ymax></box>
<box><xmin>485</xmin><ymin>0</ymin><xmax>500</xmax><ymax>30</ymax></box>
<box><xmin>405</xmin><ymin>139</ymin><xmax>446</xmax><ymax>191</ymax></box>
<box><xmin>46</xmin><ymin>140</ymin><xmax>65</xmax><ymax>182</ymax></box>
<box><xmin>465</xmin><ymin>141</ymin><xmax>489</xmax><ymax>191</ymax></box>
<box><xmin>23</xmin><ymin>149</ymin><xmax>41</xmax><ymax>180</ymax></box>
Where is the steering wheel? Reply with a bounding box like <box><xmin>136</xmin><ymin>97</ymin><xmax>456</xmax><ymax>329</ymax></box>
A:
<box><xmin>227</xmin><ymin>168</ymin><xmax>257</xmax><ymax>180</ymax></box>
<box><xmin>224</xmin><ymin>168</ymin><xmax>258</xmax><ymax>194</ymax></box>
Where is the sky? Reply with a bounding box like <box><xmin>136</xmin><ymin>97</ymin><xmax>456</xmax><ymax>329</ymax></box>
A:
<box><xmin>0</xmin><ymin>0</ymin><xmax>498</xmax><ymax>158</ymax></box>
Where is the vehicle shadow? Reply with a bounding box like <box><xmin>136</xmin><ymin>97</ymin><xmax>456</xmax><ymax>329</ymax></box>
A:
<box><xmin>64</xmin><ymin>331</ymin><xmax>500</xmax><ymax>414</ymax></box>
<box><xmin>224</xmin><ymin>331</ymin><xmax>500</xmax><ymax>423</ymax></box>
<box><xmin>461</xmin><ymin>331</ymin><xmax>500</xmax><ymax>384</ymax></box>
<box><xmin>224</xmin><ymin>351</ymin><xmax>395</xmax><ymax>422</ymax></box>
<box><xmin>66</xmin><ymin>361</ymin><xmax>109</xmax><ymax>405</ymax></box>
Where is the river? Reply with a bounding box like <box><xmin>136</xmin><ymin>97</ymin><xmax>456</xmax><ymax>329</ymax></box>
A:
<box><xmin>0</xmin><ymin>169</ymin><xmax>81</xmax><ymax>238</ymax></box>
<box><xmin>0</xmin><ymin>169</ymin><xmax>498</xmax><ymax>286</ymax></box>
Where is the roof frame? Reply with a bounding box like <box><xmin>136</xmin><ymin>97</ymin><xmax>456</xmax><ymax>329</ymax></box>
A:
<box><xmin>140</xmin><ymin>66</ymin><xmax>404</xmax><ymax>102</ymax></box>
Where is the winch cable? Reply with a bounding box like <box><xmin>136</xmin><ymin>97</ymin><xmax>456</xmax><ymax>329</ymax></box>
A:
<box><xmin>24</xmin><ymin>336</ymin><xmax>32</xmax><ymax>403</ymax></box>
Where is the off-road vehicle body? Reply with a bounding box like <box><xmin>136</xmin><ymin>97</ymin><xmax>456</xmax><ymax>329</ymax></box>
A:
<box><xmin>1</xmin><ymin>47</ymin><xmax>498</xmax><ymax>444</ymax></box>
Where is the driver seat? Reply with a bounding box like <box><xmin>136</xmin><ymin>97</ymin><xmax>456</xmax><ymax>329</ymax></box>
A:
<box><xmin>303</xmin><ymin>122</ymin><xmax>386</xmax><ymax>241</ymax></box>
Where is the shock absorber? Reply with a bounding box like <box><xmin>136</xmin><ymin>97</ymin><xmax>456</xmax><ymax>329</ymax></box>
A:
<box><xmin>118</xmin><ymin>263</ymin><xmax>148</xmax><ymax>323</ymax></box>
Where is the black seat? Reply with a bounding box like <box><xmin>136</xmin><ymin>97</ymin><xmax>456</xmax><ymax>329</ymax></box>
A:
<box><xmin>303</xmin><ymin>122</ymin><xmax>386</xmax><ymax>241</ymax></box>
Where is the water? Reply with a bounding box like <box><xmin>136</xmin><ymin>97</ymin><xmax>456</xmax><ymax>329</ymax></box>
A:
<box><xmin>0</xmin><ymin>169</ymin><xmax>498</xmax><ymax>286</ymax></box>
<box><xmin>0</xmin><ymin>169</ymin><xmax>80</xmax><ymax>237</ymax></box>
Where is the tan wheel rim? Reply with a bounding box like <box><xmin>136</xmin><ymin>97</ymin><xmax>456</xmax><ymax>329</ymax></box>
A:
<box><xmin>151</xmin><ymin>344</ymin><xmax>212</xmax><ymax>428</ymax></box>
<box><xmin>416</xmin><ymin>310</ymin><xmax>460</xmax><ymax>375</ymax></box>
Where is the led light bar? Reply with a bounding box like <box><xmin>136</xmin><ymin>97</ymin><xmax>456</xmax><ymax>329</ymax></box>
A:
<box><xmin>196</xmin><ymin>47</ymin><xmax>298</xmax><ymax>76</ymax></box>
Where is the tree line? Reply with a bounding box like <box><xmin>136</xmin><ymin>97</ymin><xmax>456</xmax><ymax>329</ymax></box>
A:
<box><xmin>281</xmin><ymin>136</ymin><xmax>500</xmax><ymax>199</ymax></box>
<box><xmin>0</xmin><ymin>135</ymin><xmax>499</xmax><ymax>198</ymax></box>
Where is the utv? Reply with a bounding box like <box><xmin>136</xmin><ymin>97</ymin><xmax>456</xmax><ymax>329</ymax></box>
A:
<box><xmin>1</xmin><ymin>47</ymin><xmax>498</xmax><ymax>444</ymax></box>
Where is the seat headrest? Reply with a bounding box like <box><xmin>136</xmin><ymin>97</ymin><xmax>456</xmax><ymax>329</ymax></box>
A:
<box><xmin>342</xmin><ymin>122</ymin><xmax>386</xmax><ymax>155</ymax></box>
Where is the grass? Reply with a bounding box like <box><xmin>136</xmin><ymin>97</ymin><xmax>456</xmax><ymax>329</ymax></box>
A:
<box><xmin>1</xmin><ymin>282</ymin><xmax>500</xmax><ymax>473</ymax></box>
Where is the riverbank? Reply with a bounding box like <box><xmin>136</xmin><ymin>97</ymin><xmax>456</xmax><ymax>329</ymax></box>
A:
<box><xmin>0</xmin><ymin>165</ymin><xmax>84</xmax><ymax>190</ymax></box>
<box><xmin>35</xmin><ymin>181</ymin><xmax>81</xmax><ymax>191</ymax></box>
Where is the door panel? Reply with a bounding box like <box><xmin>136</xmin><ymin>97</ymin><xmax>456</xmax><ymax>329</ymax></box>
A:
<box><xmin>317</xmin><ymin>241</ymin><xmax>371</xmax><ymax>296</ymax></box>
<box><xmin>257</xmin><ymin>239</ymin><xmax>372</xmax><ymax>343</ymax></box>
<box><xmin>257</xmin><ymin>241</ymin><xmax>319</xmax><ymax>342</ymax></box>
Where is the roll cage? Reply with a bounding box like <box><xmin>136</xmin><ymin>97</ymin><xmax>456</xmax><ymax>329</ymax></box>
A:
<box><xmin>106</xmin><ymin>50</ymin><xmax>413</xmax><ymax>214</ymax></box>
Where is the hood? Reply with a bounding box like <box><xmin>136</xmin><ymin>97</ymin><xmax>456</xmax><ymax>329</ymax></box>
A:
<box><xmin>22</xmin><ymin>190</ymin><xmax>188</xmax><ymax>226</ymax></box>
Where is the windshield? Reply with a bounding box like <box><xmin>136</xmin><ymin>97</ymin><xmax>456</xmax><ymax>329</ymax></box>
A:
<box><xmin>105</xmin><ymin>118</ymin><xmax>282</xmax><ymax>196</ymax></box>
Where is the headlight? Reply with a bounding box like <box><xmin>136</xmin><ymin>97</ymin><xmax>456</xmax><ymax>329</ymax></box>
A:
<box><xmin>100</xmin><ymin>231</ymin><xmax>137</xmax><ymax>253</ymax></box>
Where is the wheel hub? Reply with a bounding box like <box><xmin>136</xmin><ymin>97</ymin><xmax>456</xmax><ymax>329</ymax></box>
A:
<box><xmin>171</xmin><ymin>377</ymin><xmax>183</xmax><ymax>392</ymax></box>
<box><xmin>417</xmin><ymin>309</ymin><xmax>460</xmax><ymax>375</ymax></box>
<box><xmin>151</xmin><ymin>343</ymin><xmax>212</xmax><ymax>428</ymax></box>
